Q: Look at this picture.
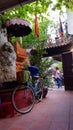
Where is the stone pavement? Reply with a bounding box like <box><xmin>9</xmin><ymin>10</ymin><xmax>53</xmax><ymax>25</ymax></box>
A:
<box><xmin>0</xmin><ymin>87</ymin><xmax>73</xmax><ymax>130</ymax></box>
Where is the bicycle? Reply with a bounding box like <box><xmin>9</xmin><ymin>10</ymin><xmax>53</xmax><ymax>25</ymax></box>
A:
<box><xmin>11</xmin><ymin>66</ymin><xmax>43</xmax><ymax>114</ymax></box>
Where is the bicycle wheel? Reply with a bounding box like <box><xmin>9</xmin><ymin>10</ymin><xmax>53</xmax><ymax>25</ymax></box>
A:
<box><xmin>12</xmin><ymin>83</ymin><xmax>35</xmax><ymax>114</ymax></box>
<box><xmin>36</xmin><ymin>80</ymin><xmax>43</xmax><ymax>102</ymax></box>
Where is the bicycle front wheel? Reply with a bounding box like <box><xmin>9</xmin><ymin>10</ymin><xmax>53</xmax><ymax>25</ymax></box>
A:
<box><xmin>12</xmin><ymin>83</ymin><xmax>35</xmax><ymax>114</ymax></box>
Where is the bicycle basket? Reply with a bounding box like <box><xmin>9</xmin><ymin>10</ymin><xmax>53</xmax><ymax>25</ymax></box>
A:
<box><xmin>28</xmin><ymin>66</ymin><xmax>39</xmax><ymax>77</ymax></box>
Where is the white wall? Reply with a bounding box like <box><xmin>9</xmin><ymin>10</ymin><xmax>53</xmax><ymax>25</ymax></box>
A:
<box><xmin>67</xmin><ymin>10</ymin><xmax>73</xmax><ymax>35</ymax></box>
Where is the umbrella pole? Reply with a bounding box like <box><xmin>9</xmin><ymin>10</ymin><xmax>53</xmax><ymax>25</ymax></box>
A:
<box><xmin>18</xmin><ymin>37</ymin><xmax>22</xmax><ymax>46</ymax></box>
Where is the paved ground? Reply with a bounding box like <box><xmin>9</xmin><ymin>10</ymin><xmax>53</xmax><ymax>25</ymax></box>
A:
<box><xmin>0</xmin><ymin>87</ymin><xmax>73</xmax><ymax>130</ymax></box>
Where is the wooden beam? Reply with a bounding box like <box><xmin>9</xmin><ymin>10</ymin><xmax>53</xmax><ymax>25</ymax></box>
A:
<box><xmin>0</xmin><ymin>0</ymin><xmax>36</xmax><ymax>12</ymax></box>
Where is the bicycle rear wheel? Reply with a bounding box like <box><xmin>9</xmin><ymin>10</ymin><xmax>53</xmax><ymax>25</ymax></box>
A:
<box><xmin>36</xmin><ymin>80</ymin><xmax>43</xmax><ymax>102</ymax></box>
<box><xmin>12</xmin><ymin>83</ymin><xmax>35</xmax><ymax>114</ymax></box>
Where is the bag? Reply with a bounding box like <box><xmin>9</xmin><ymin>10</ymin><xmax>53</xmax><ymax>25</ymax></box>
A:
<box><xmin>21</xmin><ymin>70</ymin><xmax>30</xmax><ymax>82</ymax></box>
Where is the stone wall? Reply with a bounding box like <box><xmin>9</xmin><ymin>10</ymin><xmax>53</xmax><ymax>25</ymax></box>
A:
<box><xmin>0</xmin><ymin>28</ymin><xmax>16</xmax><ymax>82</ymax></box>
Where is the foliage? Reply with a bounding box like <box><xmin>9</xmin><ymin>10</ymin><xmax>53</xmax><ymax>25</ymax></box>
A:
<box><xmin>52</xmin><ymin>0</ymin><xmax>73</xmax><ymax>11</ymax></box>
<box><xmin>22</xmin><ymin>18</ymin><xmax>51</xmax><ymax>48</ymax></box>
<box><xmin>0</xmin><ymin>1</ymin><xmax>52</xmax><ymax>22</ymax></box>
<box><xmin>39</xmin><ymin>57</ymin><xmax>53</xmax><ymax>87</ymax></box>
<box><xmin>57</xmin><ymin>61</ymin><xmax>62</xmax><ymax>70</ymax></box>
<box><xmin>30</xmin><ymin>42</ymin><xmax>45</xmax><ymax>66</ymax></box>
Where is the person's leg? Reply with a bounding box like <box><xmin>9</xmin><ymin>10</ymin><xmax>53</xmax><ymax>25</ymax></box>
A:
<box><xmin>55</xmin><ymin>78</ymin><xmax>61</xmax><ymax>88</ymax></box>
<box><xmin>55</xmin><ymin>78</ymin><xmax>59</xmax><ymax>88</ymax></box>
<box><xmin>57</xmin><ymin>78</ymin><xmax>62</xmax><ymax>88</ymax></box>
<box><xmin>54</xmin><ymin>78</ymin><xmax>57</xmax><ymax>86</ymax></box>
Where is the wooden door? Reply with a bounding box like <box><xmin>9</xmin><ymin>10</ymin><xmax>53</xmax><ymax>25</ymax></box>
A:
<box><xmin>62</xmin><ymin>51</ymin><xmax>73</xmax><ymax>90</ymax></box>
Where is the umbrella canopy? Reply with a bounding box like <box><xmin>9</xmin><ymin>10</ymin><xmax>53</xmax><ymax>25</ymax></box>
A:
<box><xmin>5</xmin><ymin>18</ymin><xmax>32</xmax><ymax>37</ymax></box>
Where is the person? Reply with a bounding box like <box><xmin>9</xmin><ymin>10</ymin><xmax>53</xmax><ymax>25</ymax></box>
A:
<box><xmin>52</xmin><ymin>67</ymin><xmax>56</xmax><ymax>81</ymax></box>
<box><xmin>55</xmin><ymin>67</ymin><xmax>62</xmax><ymax>88</ymax></box>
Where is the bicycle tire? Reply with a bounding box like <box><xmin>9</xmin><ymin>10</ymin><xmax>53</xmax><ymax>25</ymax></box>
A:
<box><xmin>12</xmin><ymin>83</ymin><xmax>35</xmax><ymax>114</ymax></box>
<box><xmin>36</xmin><ymin>80</ymin><xmax>43</xmax><ymax>102</ymax></box>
